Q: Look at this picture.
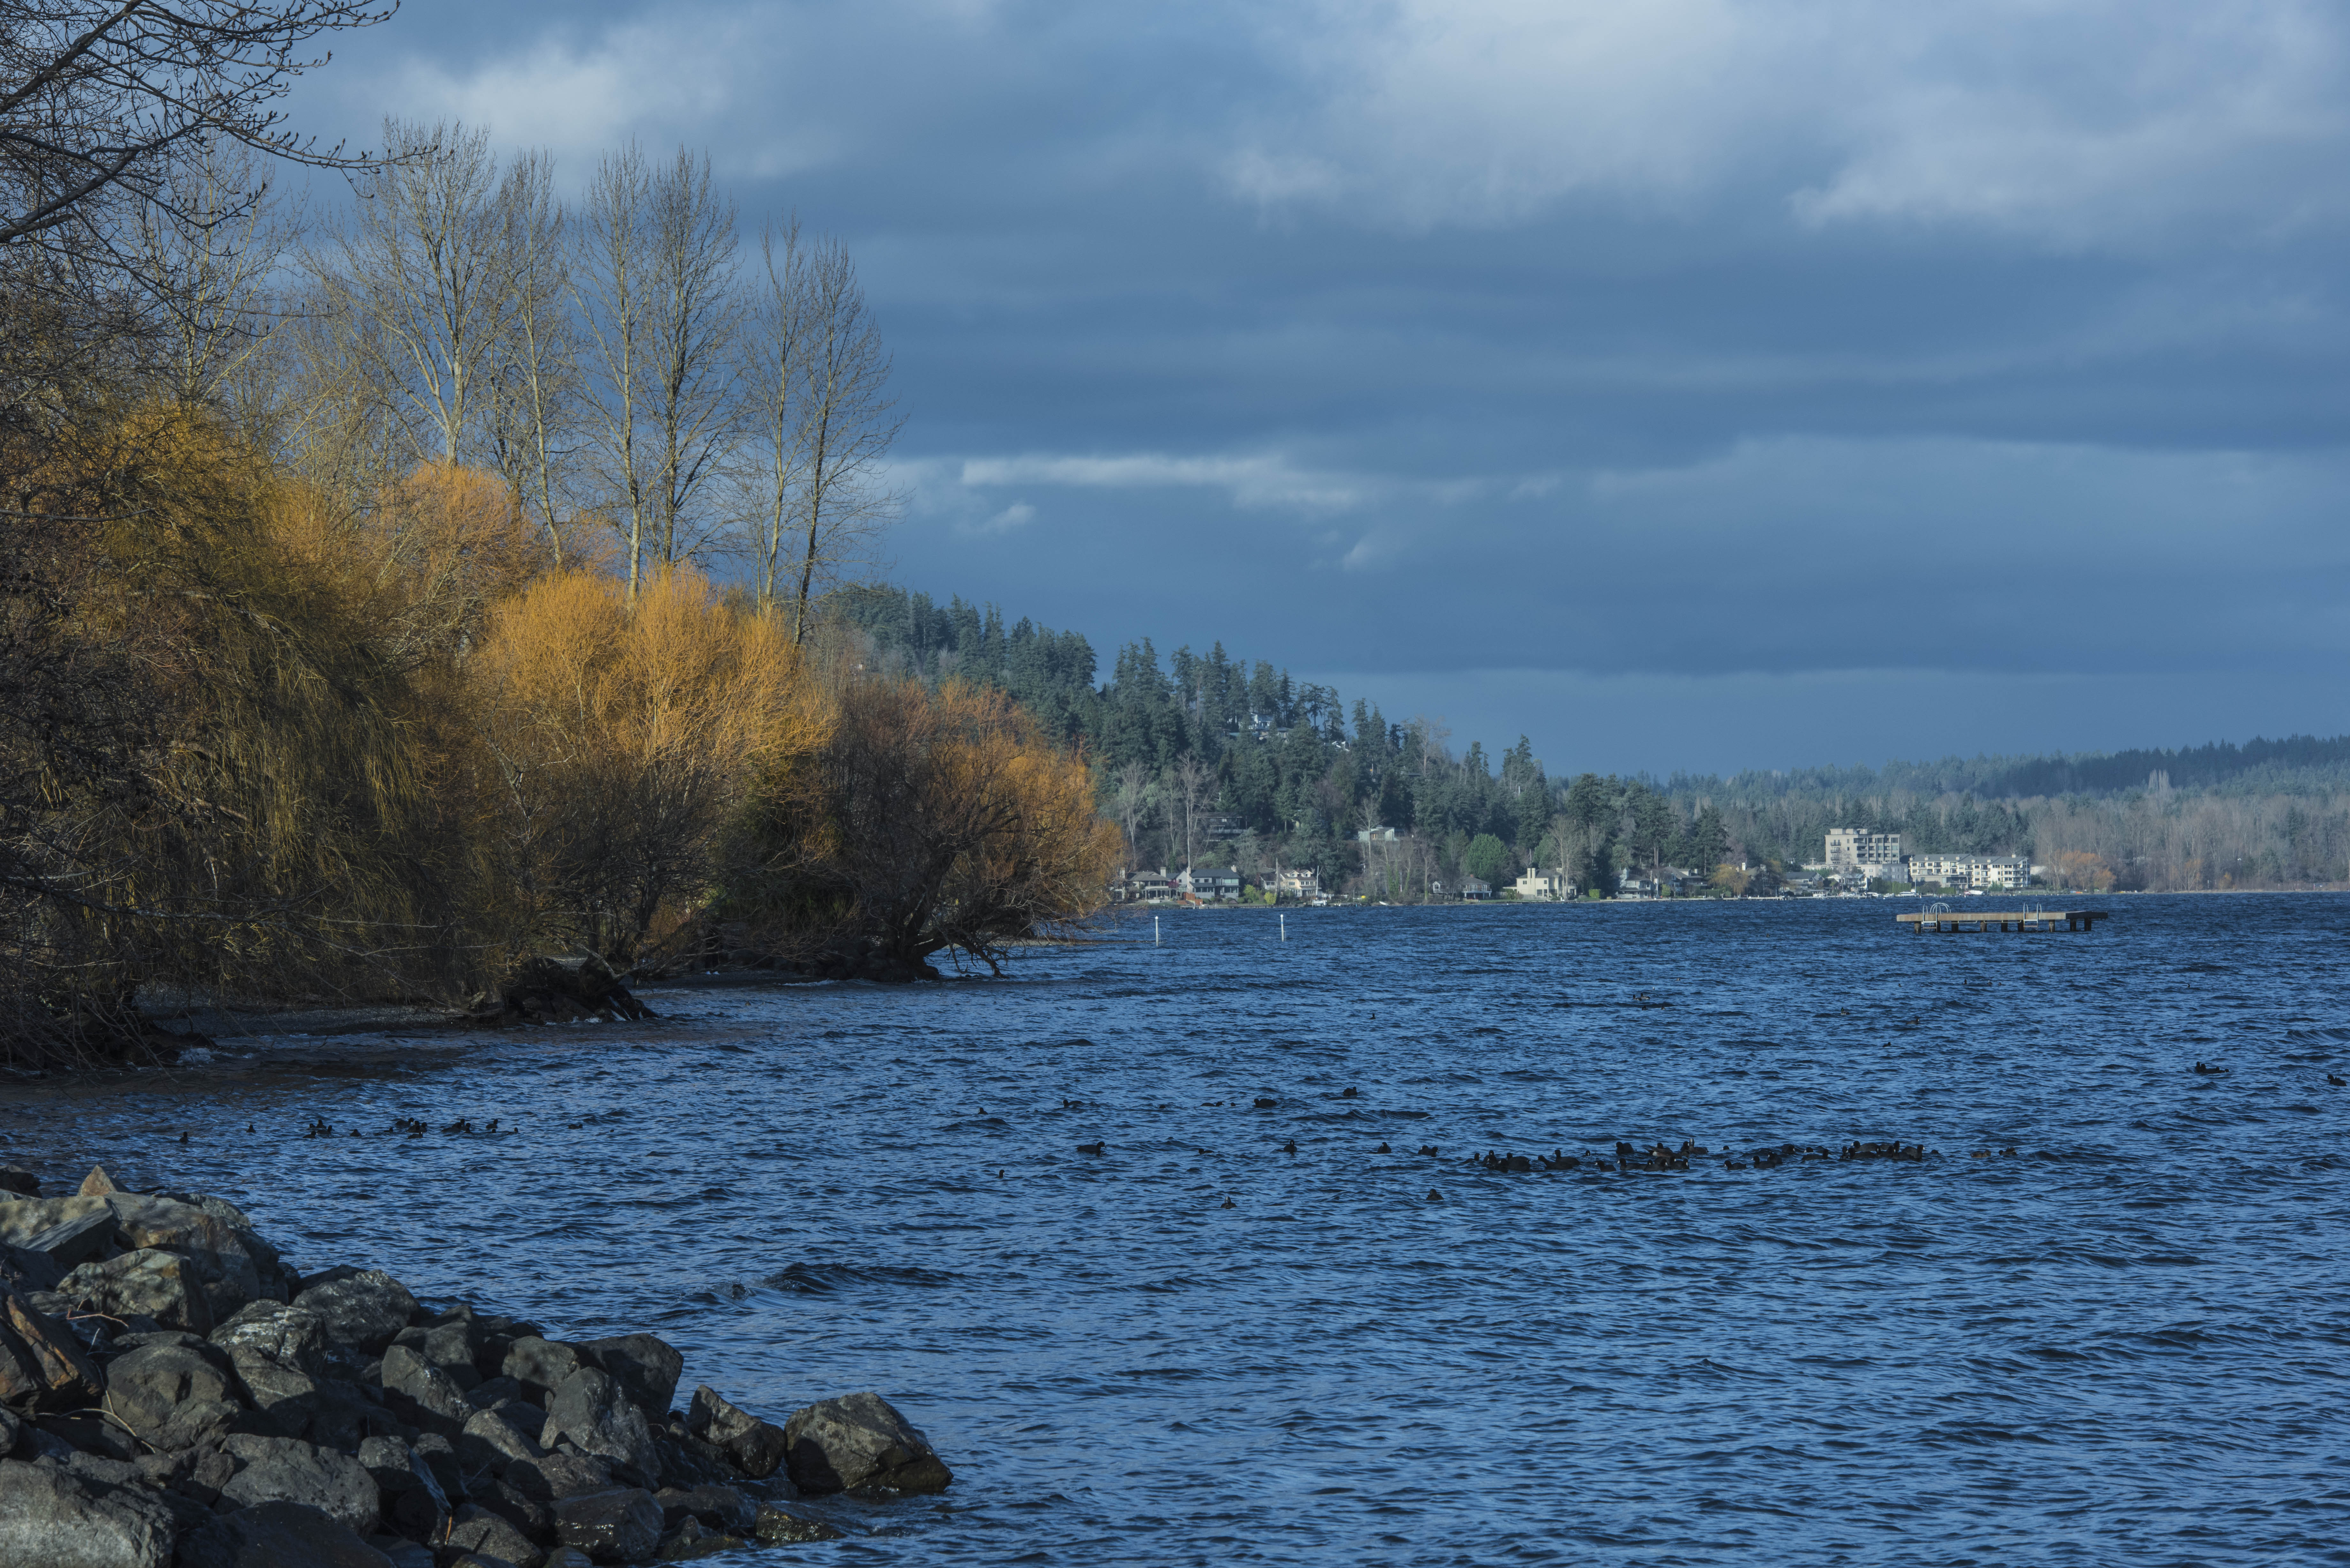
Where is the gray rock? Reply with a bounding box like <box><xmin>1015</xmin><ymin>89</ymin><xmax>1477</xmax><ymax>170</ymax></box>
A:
<box><xmin>500</xmin><ymin>1337</ymin><xmax>583</xmax><ymax>1404</ymax></box>
<box><xmin>379</xmin><ymin>1345</ymin><xmax>473</xmax><ymax>1437</ymax></box>
<box><xmin>445</xmin><ymin>1502</ymin><xmax>542</xmax><ymax>1567</ymax></box>
<box><xmin>505</xmin><ymin>1451</ymin><xmax>613</xmax><ymax>1504</ymax></box>
<box><xmin>211</xmin><ymin>1301</ymin><xmax>331</xmax><ymax>1380</ymax></box>
<box><xmin>175</xmin><ymin>1500</ymin><xmax>394</xmax><ymax>1568</ymax></box>
<box><xmin>59</xmin><ymin>1248</ymin><xmax>215</xmax><ymax>1335</ymax></box>
<box><xmin>540</xmin><ymin>1368</ymin><xmax>658</xmax><ymax>1485</ymax></box>
<box><xmin>552</xmin><ymin>1488</ymin><xmax>662</xmax><ymax>1564</ymax></box>
<box><xmin>218</xmin><ymin>1434</ymin><xmax>381</xmax><ymax>1537</ymax></box>
<box><xmin>100</xmin><ymin>1339</ymin><xmax>242</xmax><ymax>1441</ymax></box>
<box><xmin>0</xmin><ymin>1457</ymin><xmax>180</xmax><ymax>1568</ymax></box>
<box><xmin>471</xmin><ymin>1474</ymin><xmax>555</xmax><ymax>1542</ymax></box>
<box><xmin>682</xmin><ymin>1386</ymin><xmax>786</xmax><ymax>1481</ymax></box>
<box><xmin>444</xmin><ymin>1557</ymin><xmax>523</xmax><ymax>1568</ymax></box>
<box><xmin>33</xmin><ymin>1410</ymin><xmax>139</xmax><ymax>1460</ymax></box>
<box><xmin>0</xmin><ymin>1285</ymin><xmax>103</xmax><ymax>1411</ymax></box>
<box><xmin>20</xmin><ymin>1209</ymin><xmax>118</xmax><ymax>1270</ymax></box>
<box><xmin>467</xmin><ymin>1375</ymin><xmax>528</xmax><ymax>1411</ymax></box>
<box><xmin>461</xmin><ymin>1406</ymin><xmax>545</xmax><ymax>1471</ymax></box>
<box><xmin>0</xmin><ymin>1241</ymin><xmax>63</xmax><ymax>1293</ymax></box>
<box><xmin>0</xmin><ymin>1167</ymin><xmax>37</xmax><ymax>1198</ymax></box>
<box><xmin>782</xmin><ymin>1391</ymin><xmax>951</xmax><ymax>1495</ymax></box>
<box><xmin>391</xmin><ymin>1318</ymin><xmax>484</xmax><ymax>1392</ymax></box>
<box><xmin>0</xmin><ymin>1404</ymin><xmax>18</xmax><ymax>1453</ymax></box>
<box><xmin>751</xmin><ymin>1504</ymin><xmax>844</xmax><ymax>1544</ymax></box>
<box><xmin>647</xmin><ymin>1429</ymin><xmax>736</xmax><ymax>1493</ymax></box>
<box><xmin>294</xmin><ymin>1268</ymin><xmax>418</xmax><ymax>1361</ymax></box>
<box><xmin>367</xmin><ymin>1538</ymin><xmax>437</xmax><ymax>1568</ymax></box>
<box><xmin>653</xmin><ymin>1484</ymin><xmax>754</xmax><ymax>1534</ymax></box>
<box><xmin>651</xmin><ymin>1515</ymin><xmax>741</xmax><ymax>1561</ymax></box>
<box><xmin>541</xmin><ymin>1552</ymin><xmax>595</xmax><ymax>1568</ymax></box>
<box><xmin>577</xmin><ymin>1336</ymin><xmax>681</xmax><ymax>1422</ymax></box>
<box><xmin>146</xmin><ymin>1398</ymin><xmax>250</xmax><ymax>1453</ymax></box>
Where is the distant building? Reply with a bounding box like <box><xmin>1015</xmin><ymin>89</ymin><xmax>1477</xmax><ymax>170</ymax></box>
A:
<box><xmin>1275</xmin><ymin>868</ymin><xmax>1320</xmax><ymax>900</ymax></box>
<box><xmin>1120</xmin><ymin>868</ymin><xmax>1176</xmax><ymax>902</ymax></box>
<box><xmin>1178</xmin><ymin>866</ymin><xmax>1245</xmax><ymax>901</ymax></box>
<box><xmin>1826</xmin><ymin>828</ymin><xmax>1905</xmax><ymax>875</ymax></box>
<box><xmin>1356</xmin><ymin>826</ymin><xmax>1398</xmax><ymax>843</ymax></box>
<box><xmin>1512</xmin><ymin>870</ymin><xmax>1569</xmax><ymax>900</ymax></box>
<box><xmin>1459</xmin><ymin>877</ymin><xmax>1494</xmax><ymax>900</ymax></box>
<box><xmin>1910</xmin><ymin>854</ymin><xmax>2028</xmax><ymax>889</ymax></box>
<box><xmin>1199</xmin><ymin>811</ymin><xmax>1248</xmax><ymax>841</ymax></box>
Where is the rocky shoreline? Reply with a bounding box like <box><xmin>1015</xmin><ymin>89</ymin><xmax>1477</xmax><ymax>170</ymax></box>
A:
<box><xmin>0</xmin><ymin>1163</ymin><xmax>950</xmax><ymax>1566</ymax></box>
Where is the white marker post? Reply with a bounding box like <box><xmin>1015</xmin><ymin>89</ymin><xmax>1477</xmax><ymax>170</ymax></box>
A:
<box><xmin>1280</xmin><ymin>913</ymin><xmax>1286</xmax><ymax>941</ymax></box>
<box><xmin>1155</xmin><ymin>916</ymin><xmax>1161</xmax><ymax>946</ymax></box>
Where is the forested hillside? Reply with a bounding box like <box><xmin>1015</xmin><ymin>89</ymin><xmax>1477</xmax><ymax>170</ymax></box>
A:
<box><xmin>833</xmin><ymin>586</ymin><xmax>2350</xmax><ymax>896</ymax></box>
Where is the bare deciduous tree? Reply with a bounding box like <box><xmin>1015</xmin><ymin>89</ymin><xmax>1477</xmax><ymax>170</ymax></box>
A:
<box><xmin>577</xmin><ymin>145</ymin><xmax>738</xmax><ymax>593</ymax></box>
<box><xmin>640</xmin><ymin>147</ymin><xmax>738</xmax><ymax>571</ymax></box>
<box><xmin>778</xmin><ymin>232</ymin><xmax>899</xmax><ymax>642</ymax></box>
<box><xmin>312</xmin><ymin>118</ymin><xmax>512</xmax><ymax>464</ymax></box>
<box><xmin>481</xmin><ymin>148</ymin><xmax>575</xmax><ymax>561</ymax></box>
<box><xmin>130</xmin><ymin>133</ymin><xmax>300</xmax><ymax>425</ymax></box>
<box><xmin>1174</xmin><ymin>755</ymin><xmax>1210</xmax><ymax>871</ymax></box>
<box><xmin>0</xmin><ymin>0</ymin><xmax>390</xmax><ymax>252</ymax></box>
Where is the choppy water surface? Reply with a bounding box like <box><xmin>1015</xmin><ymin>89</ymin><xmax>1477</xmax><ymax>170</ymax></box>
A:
<box><xmin>6</xmin><ymin>896</ymin><xmax>2349</xmax><ymax>1566</ymax></box>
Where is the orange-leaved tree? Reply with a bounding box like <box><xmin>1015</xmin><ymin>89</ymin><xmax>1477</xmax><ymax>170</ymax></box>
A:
<box><xmin>469</xmin><ymin>565</ymin><xmax>817</xmax><ymax>967</ymax></box>
<box><xmin>724</xmin><ymin>676</ymin><xmax>1120</xmax><ymax>978</ymax></box>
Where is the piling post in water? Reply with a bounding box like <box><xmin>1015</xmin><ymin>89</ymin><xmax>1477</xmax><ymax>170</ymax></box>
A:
<box><xmin>1155</xmin><ymin>916</ymin><xmax>1161</xmax><ymax>946</ymax></box>
<box><xmin>1280</xmin><ymin>913</ymin><xmax>1286</xmax><ymax>941</ymax></box>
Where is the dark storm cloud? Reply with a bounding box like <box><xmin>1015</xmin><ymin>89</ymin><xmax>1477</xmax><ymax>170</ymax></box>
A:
<box><xmin>298</xmin><ymin>0</ymin><xmax>2350</xmax><ymax>772</ymax></box>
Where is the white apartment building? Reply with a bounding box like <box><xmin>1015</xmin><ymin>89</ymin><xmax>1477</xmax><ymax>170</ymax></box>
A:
<box><xmin>1825</xmin><ymin>828</ymin><xmax>1905</xmax><ymax>875</ymax></box>
<box><xmin>1512</xmin><ymin>869</ymin><xmax>1569</xmax><ymax>900</ymax></box>
<box><xmin>1909</xmin><ymin>854</ymin><xmax>2029</xmax><ymax>889</ymax></box>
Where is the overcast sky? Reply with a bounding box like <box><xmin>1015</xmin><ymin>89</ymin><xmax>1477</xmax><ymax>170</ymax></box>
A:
<box><xmin>298</xmin><ymin>0</ymin><xmax>2350</xmax><ymax>777</ymax></box>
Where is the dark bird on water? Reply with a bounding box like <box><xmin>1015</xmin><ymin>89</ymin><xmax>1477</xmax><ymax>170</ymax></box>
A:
<box><xmin>1077</xmin><ymin>1141</ymin><xmax>1105</xmax><ymax>1156</ymax></box>
<box><xmin>1220</xmin><ymin>1197</ymin><xmax>1234</xmax><ymax>1209</ymax></box>
<box><xmin>1342</xmin><ymin>1086</ymin><xmax>1358</xmax><ymax>1097</ymax></box>
<box><xmin>1282</xmin><ymin>1139</ymin><xmax>1297</xmax><ymax>1155</ymax></box>
<box><xmin>178</xmin><ymin>1131</ymin><xmax>189</xmax><ymax>1145</ymax></box>
<box><xmin>1375</xmin><ymin>1142</ymin><xmax>1391</xmax><ymax>1154</ymax></box>
<box><xmin>2329</xmin><ymin>1073</ymin><xmax>2346</xmax><ymax>1086</ymax></box>
<box><xmin>1426</xmin><ymin>1188</ymin><xmax>1443</xmax><ymax>1202</ymax></box>
<box><xmin>2194</xmin><ymin>1062</ymin><xmax>2227</xmax><ymax>1075</ymax></box>
<box><xmin>1417</xmin><ymin>1144</ymin><xmax>1440</xmax><ymax>1157</ymax></box>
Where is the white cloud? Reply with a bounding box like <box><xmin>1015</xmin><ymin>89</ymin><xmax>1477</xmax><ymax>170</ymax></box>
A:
<box><xmin>957</xmin><ymin>451</ymin><xmax>1379</xmax><ymax>513</ymax></box>
<box><xmin>1229</xmin><ymin>0</ymin><xmax>2350</xmax><ymax>248</ymax></box>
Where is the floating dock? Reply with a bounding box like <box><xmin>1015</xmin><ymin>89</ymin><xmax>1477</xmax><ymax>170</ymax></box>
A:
<box><xmin>1898</xmin><ymin>908</ymin><xmax>2106</xmax><ymax>934</ymax></box>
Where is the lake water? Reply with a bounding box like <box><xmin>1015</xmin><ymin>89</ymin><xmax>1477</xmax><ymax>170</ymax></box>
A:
<box><xmin>5</xmin><ymin>895</ymin><xmax>2348</xmax><ymax>1566</ymax></box>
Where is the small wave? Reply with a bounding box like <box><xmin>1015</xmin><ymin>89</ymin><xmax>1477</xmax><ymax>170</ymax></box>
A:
<box><xmin>757</xmin><ymin>1262</ymin><xmax>956</xmax><ymax>1294</ymax></box>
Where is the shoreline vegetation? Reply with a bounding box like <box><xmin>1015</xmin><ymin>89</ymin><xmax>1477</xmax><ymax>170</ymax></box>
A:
<box><xmin>0</xmin><ymin>1160</ymin><xmax>946</xmax><ymax>1566</ymax></box>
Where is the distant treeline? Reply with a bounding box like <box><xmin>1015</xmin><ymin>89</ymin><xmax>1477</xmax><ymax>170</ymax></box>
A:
<box><xmin>1659</xmin><ymin>735</ymin><xmax>2350</xmax><ymax>803</ymax></box>
<box><xmin>834</xmin><ymin>586</ymin><xmax>2350</xmax><ymax>895</ymax></box>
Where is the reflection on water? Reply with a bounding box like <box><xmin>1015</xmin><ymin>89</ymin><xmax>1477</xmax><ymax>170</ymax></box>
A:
<box><xmin>5</xmin><ymin>896</ymin><xmax>2348</xmax><ymax>1565</ymax></box>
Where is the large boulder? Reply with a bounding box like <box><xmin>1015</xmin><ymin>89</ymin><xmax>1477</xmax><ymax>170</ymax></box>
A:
<box><xmin>654</xmin><ymin>1484</ymin><xmax>754</xmax><ymax>1534</ymax></box>
<box><xmin>683</xmin><ymin>1386</ymin><xmax>786</xmax><ymax>1481</ymax></box>
<box><xmin>0</xmin><ymin>1457</ymin><xmax>180</xmax><ymax>1568</ymax></box>
<box><xmin>541</xmin><ymin>1368</ymin><xmax>658</xmax><ymax>1484</ymax></box>
<box><xmin>57</xmin><ymin>1248</ymin><xmax>213</xmax><ymax>1335</ymax></box>
<box><xmin>501</xmin><ymin>1337</ymin><xmax>584</xmax><ymax>1405</ymax></box>
<box><xmin>551</xmin><ymin>1488</ymin><xmax>662</xmax><ymax>1564</ymax></box>
<box><xmin>379</xmin><ymin>1344</ymin><xmax>473</xmax><ymax>1437</ymax></box>
<box><xmin>98</xmin><ymin>1339</ymin><xmax>243</xmax><ymax>1443</ymax></box>
<box><xmin>460</xmin><ymin>1405</ymin><xmax>544</xmax><ymax>1471</ymax></box>
<box><xmin>504</xmin><ymin>1451</ymin><xmax>613</xmax><ymax>1504</ymax></box>
<box><xmin>0</xmin><ymin>1241</ymin><xmax>62</xmax><ymax>1293</ymax></box>
<box><xmin>577</xmin><ymin>1336</ymin><xmax>681</xmax><ymax>1422</ymax></box>
<box><xmin>391</xmin><ymin>1317</ymin><xmax>485</xmax><ymax>1392</ymax></box>
<box><xmin>0</xmin><ymin>1285</ymin><xmax>102</xmax><ymax>1410</ymax></box>
<box><xmin>293</xmin><ymin>1269</ymin><xmax>417</xmax><ymax>1368</ymax></box>
<box><xmin>444</xmin><ymin>1502</ymin><xmax>543</xmax><ymax>1567</ymax></box>
<box><xmin>217</xmin><ymin>1435</ymin><xmax>381</xmax><ymax>1538</ymax></box>
<box><xmin>751</xmin><ymin>1504</ymin><xmax>844</xmax><ymax>1544</ymax></box>
<box><xmin>175</xmin><ymin>1501</ymin><xmax>393</xmax><ymax>1568</ymax></box>
<box><xmin>103</xmin><ymin>1196</ymin><xmax>268</xmax><ymax>1322</ymax></box>
<box><xmin>211</xmin><ymin>1300</ymin><xmax>331</xmax><ymax>1379</ymax></box>
<box><xmin>782</xmin><ymin>1392</ymin><xmax>951</xmax><ymax>1495</ymax></box>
